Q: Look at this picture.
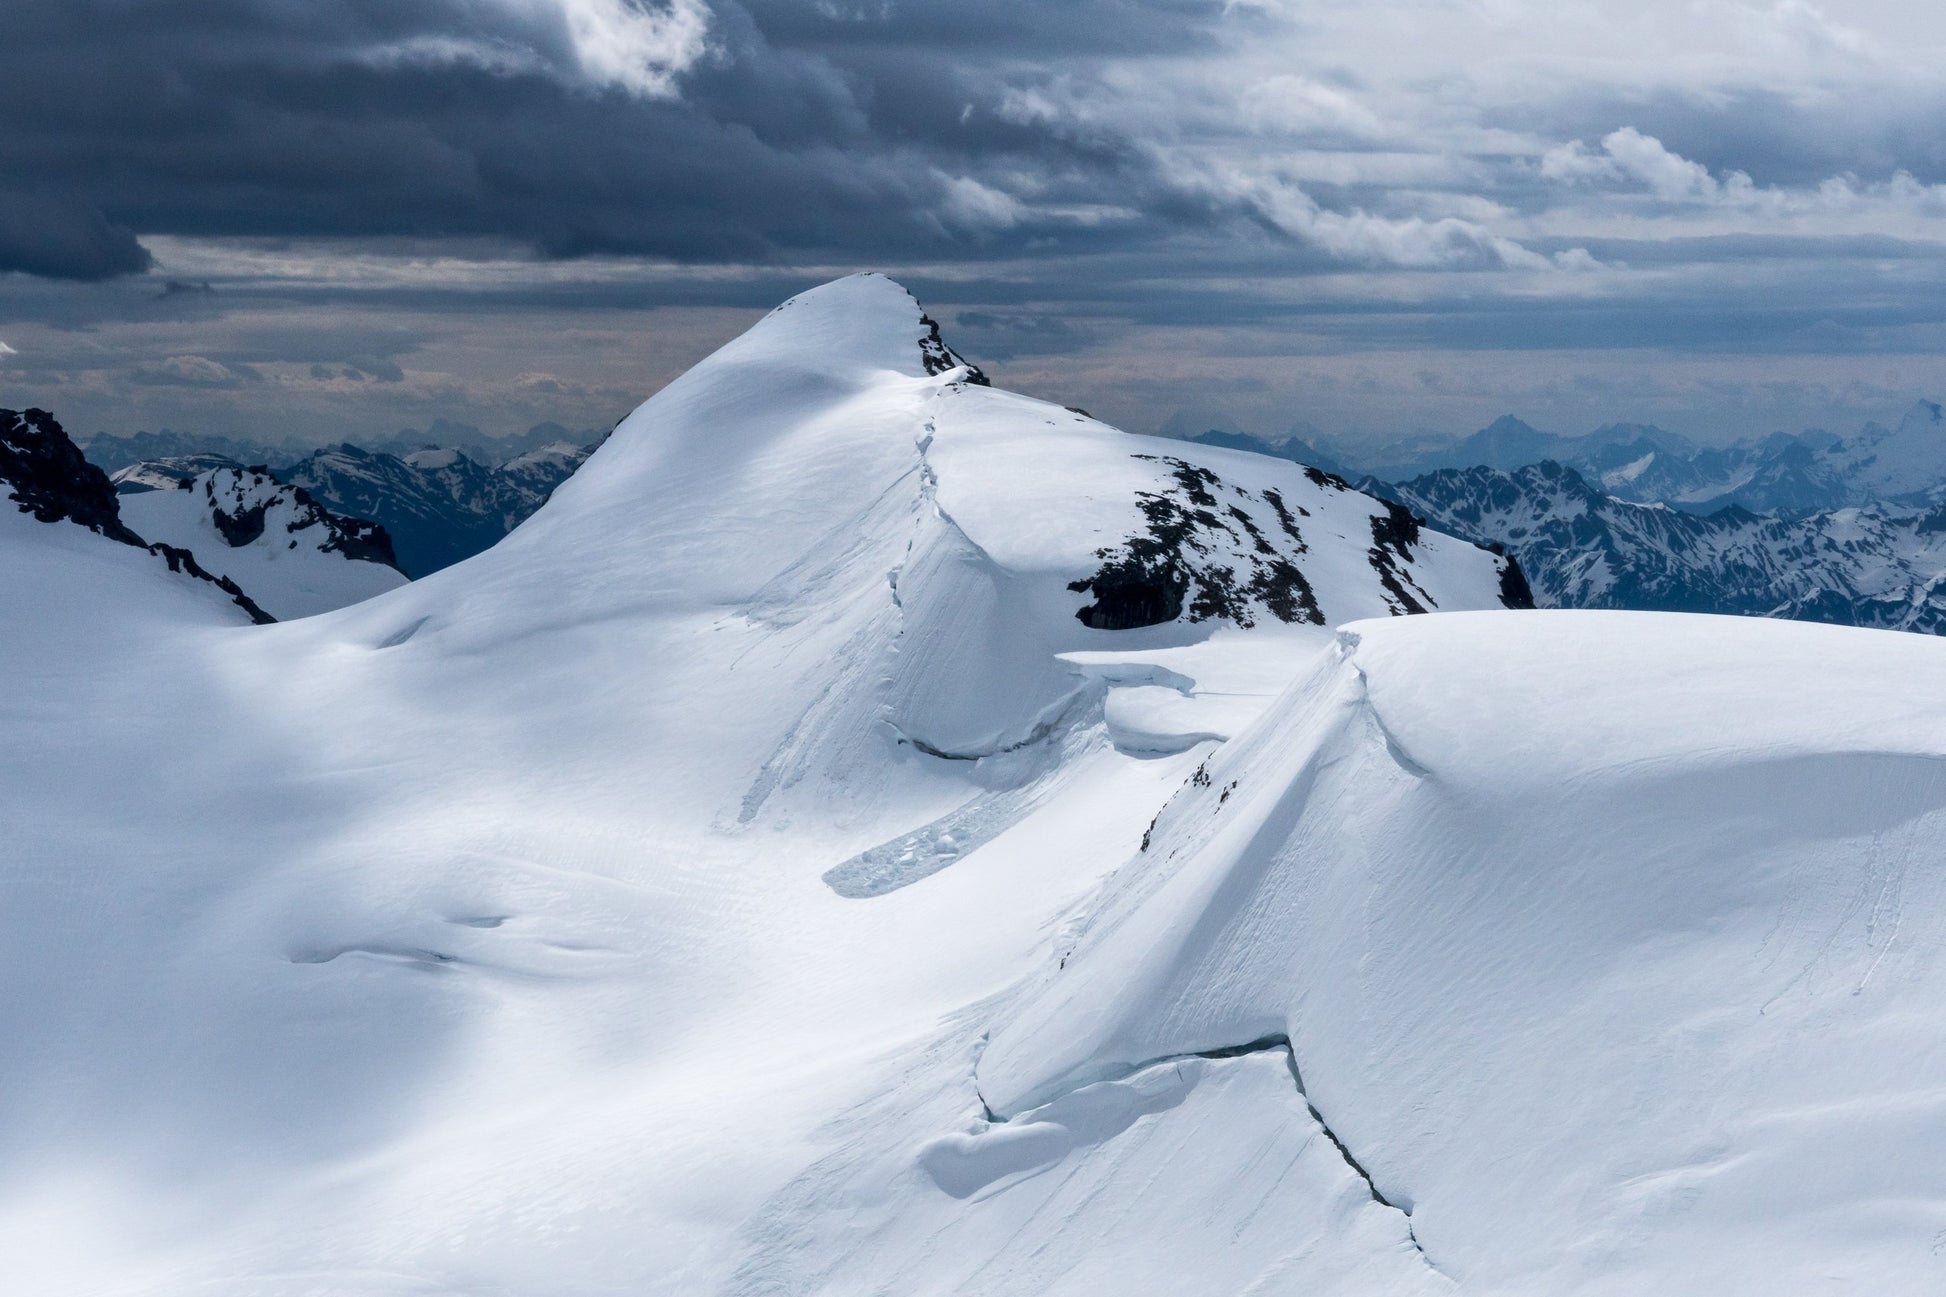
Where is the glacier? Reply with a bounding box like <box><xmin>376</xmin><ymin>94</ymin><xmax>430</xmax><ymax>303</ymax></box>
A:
<box><xmin>1</xmin><ymin>274</ymin><xmax>1941</xmax><ymax>1295</ymax></box>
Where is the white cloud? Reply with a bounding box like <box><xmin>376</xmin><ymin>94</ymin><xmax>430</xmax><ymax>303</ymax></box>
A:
<box><xmin>357</xmin><ymin>35</ymin><xmax>547</xmax><ymax>79</ymax></box>
<box><xmin>551</xmin><ymin>0</ymin><xmax>712</xmax><ymax>98</ymax></box>
<box><xmin>1239</xmin><ymin>75</ymin><xmax>1384</xmax><ymax>140</ymax></box>
<box><xmin>0</xmin><ymin>341</ymin><xmax>16</xmax><ymax>356</ymax></box>
<box><xmin>367</xmin><ymin>1</ymin><xmax>713</xmax><ymax>98</ymax></box>
<box><xmin>1176</xmin><ymin>159</ymin><xmax>1593</xmax><ymax>272</ymax></box>
<box><xmin>1537</xmin><ymin>124</ymin><xmax>1946</xmax><ymax>239</ymax></box>
<box><xmin>1599</xmin><ymin>127</ymin><xmax>1735</xmax><ymax>202</ymax></box>
<box><xmin>936</xmin><ymin>174</ymin><xmax>1026</xmax><ymax>232</ymax></box>
<box><xmin>1540</xmin><ymin>139</ymin><xmax>1620</xmax><ymax>185</ymax></box>
<box><xmin>1543</xmin><ymin>128</ymin><xmax>1754</xmax><ymax>204</ymax></box>
<box><xmin>1732</xmin><ymin>0</ymin><xmax>1880</xmax><ymax>62</ymax></box>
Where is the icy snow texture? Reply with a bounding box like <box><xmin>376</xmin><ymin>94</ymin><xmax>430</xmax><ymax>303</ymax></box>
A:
<box><xmin>4</xmin><ymin>274</ymin><xmax>1935</xmax><ymax>1295</ymax></box>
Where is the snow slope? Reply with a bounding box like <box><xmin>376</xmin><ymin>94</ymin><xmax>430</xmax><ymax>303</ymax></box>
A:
<box><xmin>978</xmin><ymin>611</ymin><xmax>1946</xmax><ymax>1294</ymax></box>
<box><xmin>119</xmin><ymin>466</ymin><xmax>406</xmax><ymax>619</ymax></box>
<box><xmin>8</xmin><ymin>275</ymin><xmax>1936</xmax><ymax>1296</ymax></box>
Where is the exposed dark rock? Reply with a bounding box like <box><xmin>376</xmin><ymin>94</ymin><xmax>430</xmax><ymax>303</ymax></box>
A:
<box><xmin>2</xmin><ymin>407</ymin><xmax>275</xmax><ymax>624</ymax></box>
<box><xmin>147</xmin><ymin>543</ymin><xmax>276</xmax><ymax>625</ymax></box>
<box><xmin>2</xmin><ymin>408</ymin><xmax>145</xmax><ymax>545</ymax></box>
<box><xmin>312</xmin><ymin>501</ymin><xmax>399</xmax><ymax>569</ymax></box>
<box><xmin>1497</xmin><ymin>553</ymin><xmax>1536</xmax><ymax>609</ymax></box>
<box><xmin>918</xmin><ymin>312</ymin><xmax>990</xmax><ymax>386</ymax></box>
<box><xmin>1069</xmin><ymin>455</ymin><xmax>1326</xmax><ymax>631</ymax></box>
<box><xmin>1305</xmin><ymin>465</ymin><xmax>1355</xmax><ymax>492</ymax></box>
<box><xmin>1370</xmin><ymin>499</ymin><xmax>1422</xmax><ymax>554</ymax></box>
<box><xmin>209</xmin><ymin>493</ymin><xmax>269</xmax><ymax>546</ymax></box>
<box><xmin>1069</xmin><ymin>557</ymin><xmax>1189</xmax><ymax>630</ymax></box>
<box><xmin>1365</xmin><ymin>499</ymin><xmax>1435</xmax><ymax>615</ymax></box>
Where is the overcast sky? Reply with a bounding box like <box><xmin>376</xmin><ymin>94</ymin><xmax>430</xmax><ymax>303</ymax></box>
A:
<box><xmin>6</xmin><ymin>0</ymin><xmax>1946</xmax><ymax>451</ymax></box>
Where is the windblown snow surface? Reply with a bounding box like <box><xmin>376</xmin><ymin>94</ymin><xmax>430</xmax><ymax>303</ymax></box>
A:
<box><xmin>3</xmin><ymin>275</ymin><xmax>1940</xmax><ymax>1295</ymax></box>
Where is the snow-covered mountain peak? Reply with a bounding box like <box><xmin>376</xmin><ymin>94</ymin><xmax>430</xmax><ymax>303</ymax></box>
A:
<box><xmin>119</xmin><ymin>465</ymin><xmax>405</xmax><ymax>619</ymax></box>
<box><xmin>465</xmin><ymin>274</ymin><xmax>1519</xmax><ymax>642</ymax></box>
<box><xmin>736</xmin><ymin>271</ymin><xmax>989</xmax><ymax>387</ymax></box>
<box><xmin>111</xmin><ymin>453</ymin><xmax>248</xmax><ymax>494</ymax></box>
<box><xmin>1832</xmin><ymin>397</ymin><xmax>1946</xmax><ymax>500</ymax></box>
<box><xmin>337</xmin><ymin>273</ymin><xmax>1519</xmax><ymax>862</ymax></box>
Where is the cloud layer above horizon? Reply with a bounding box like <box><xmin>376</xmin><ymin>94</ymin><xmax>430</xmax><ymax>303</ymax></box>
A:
<box><xmin>6</xmin><ymin>0</ymin><xmax>1946</xmax><ymax>449</ymax></box>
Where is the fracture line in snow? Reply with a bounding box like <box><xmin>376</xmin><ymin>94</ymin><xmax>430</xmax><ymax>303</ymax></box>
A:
<box><xmin>1337</xmin><ymin>629</ymin><xmax>1433</xmax><ymax>779</ymax></box>
<box><xmin>974</xmin><ymin>1034</ymin><xmax>1445</xmax><ymax>1276</ymax></box>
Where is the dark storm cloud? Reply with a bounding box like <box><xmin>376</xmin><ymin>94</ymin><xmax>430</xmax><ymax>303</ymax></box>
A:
<box><xmin>0</xmin><ymin>0</ymin><xmax>1233</xmax><ymax>280</ymax></box>
<box><xmin>10</xmin><ymin>0</ymin><xmax>1946</xmax><ymax>451</ymax></box>
<box><xmin>0</xmin><ymin>191</ymin><xmax>152</xmax><ymax>280</ymax></box>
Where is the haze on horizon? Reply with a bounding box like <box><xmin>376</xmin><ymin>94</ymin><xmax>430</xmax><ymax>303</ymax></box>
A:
<box><xmin>4</xmin><ymin>0</ymin><xmax>1946</xmax><ymax>452</ymax></box>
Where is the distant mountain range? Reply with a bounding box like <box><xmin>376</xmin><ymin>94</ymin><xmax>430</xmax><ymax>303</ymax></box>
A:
<box><xmin>1380</xmin><ymin>461</ymin><xmax>1946</xmax><ymax>634</ymax></box>
<box><xmin>1183</xmin><ymin>400</ymin><xmax>1946</xmax><ymax>635</ymax></box>
<box><xmin>100</xmin><ymin>430</ymin><xmax>606</xmax><ymax>577</ymax></box>
<box><xmin>3</xmin><ymin>408</ymin><xmax>405</xmax><ymax>623</ymax></box>
<box><xmin>278</xmin><ymin>441</ymin><xmax>596</xmax><ymax>576</ymax></box>
<box><xmin>1190</xmin><ymin>400</ymin><xmax>1946</xmax><ymax>517</ymax></box>
<box><xmin>81</xmin><ymin>419</ymin><xmax>608</xmax><ymax>476</ymax></box>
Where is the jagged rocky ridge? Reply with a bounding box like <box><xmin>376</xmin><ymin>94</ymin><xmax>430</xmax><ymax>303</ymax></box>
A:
<box><xmin>918</xmin><ymin>312</ymin><xmax>990</xmax><ymax>385</ymax></box>
<box><xmin>2</xmin><ymin>407</ymin><xmax>275</xmax><ymax>624</ymax></box>
<box><xmin>197</xmin><ymin>467</ymin><xmax>397</xmax><ymax>568</ymax></box>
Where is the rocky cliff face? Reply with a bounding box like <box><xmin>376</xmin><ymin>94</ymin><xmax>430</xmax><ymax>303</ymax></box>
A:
<box><xmin>2</xmin><ymin>408</ymin><xmax>147</xmax><ymax>545</ymax></box>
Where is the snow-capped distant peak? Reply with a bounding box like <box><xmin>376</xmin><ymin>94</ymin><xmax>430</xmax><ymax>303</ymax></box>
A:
<box><xmin>111</xmin><ymin>453</ymin><xmax>246</xmax><ymax>494</ymax></box>
<box><xmin>119</xmin><ymin>465</ymin><xmax>406</xmax><ymax>619</ymax></box>
<box><xmin>403</xmin><ymin>447</ymin><xmax>468</xmax><ymax>470</ymax></box>
<box><xmin>500</xmin><ymin>441</ymin><xmax>588</xmax><ymax>474</ymax></box>
<box><xmin>1601</xmin><ymin>449</ymin><xmax>1657</xmax><ymax>485</ymax></box>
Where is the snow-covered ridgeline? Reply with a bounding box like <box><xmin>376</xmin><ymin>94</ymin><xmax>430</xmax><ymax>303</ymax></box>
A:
<box><xmin>7</xmin><ymin>276</ymin><xmax>1940</xmax><ymax>1295</ymax></box>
